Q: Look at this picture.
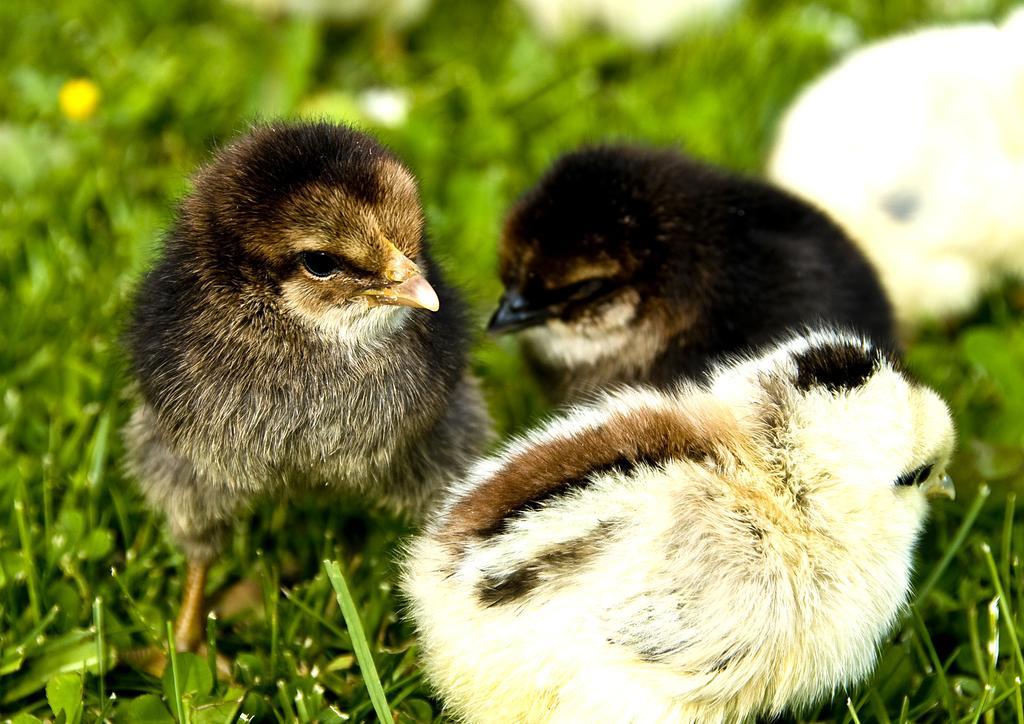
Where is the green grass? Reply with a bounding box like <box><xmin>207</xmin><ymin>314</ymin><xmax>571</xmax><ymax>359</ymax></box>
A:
<box><xmin>2</xmin><ymin>0</ymin><xmax>1024</xmax><ymax>720</ymax></box>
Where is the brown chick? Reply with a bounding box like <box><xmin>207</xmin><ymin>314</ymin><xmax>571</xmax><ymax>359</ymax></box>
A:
<box><xmin>123</xmin><ymin>121</ymin><xmax>491</xmax><ymax>654</ymax></box>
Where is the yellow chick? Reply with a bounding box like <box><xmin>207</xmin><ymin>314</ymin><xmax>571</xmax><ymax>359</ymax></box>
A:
<box><xmin>403</xmin><ymin>329</ymin><xmax>955</xmax><ymax>723</ymax></box>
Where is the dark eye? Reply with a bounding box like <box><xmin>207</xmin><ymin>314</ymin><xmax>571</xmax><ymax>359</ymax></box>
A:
<box><xmin>895</xmin><ymin>463</ymin><xmax>934</xmax><ymax>487</ymax></box>
<box><xmin>567</xmin><ymin>279</ymin><xmax>609</xmax><ymax>301</ymax></box>
<box><xmin>300</xmin><ymin>251</ymin><xmax>341</xmax><ymax>278</ymax></box>
<box><xmin>545</xmin><ymin>278</ymin><xmax>613</xmax><ymax>306</ymax></box>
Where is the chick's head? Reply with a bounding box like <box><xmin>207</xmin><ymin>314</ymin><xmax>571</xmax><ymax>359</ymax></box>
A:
<box><xmin>706</xmin><ymin>331</ymin><xmax>956</xmax><ymax>700</ymax></box>
<box><xmin>491</xmin><ymin>146</ymin><xmax>676</xmax><ymax>340</ymax></box>
<box><xmin>715</xmin><ymin>329</ymin><xmax>955</xmax><ymax>518</ymax></box>
<box><xmin>182</xmin><ymin>122</ymin><xmax>438</xmax><ymax>338</ymax></box>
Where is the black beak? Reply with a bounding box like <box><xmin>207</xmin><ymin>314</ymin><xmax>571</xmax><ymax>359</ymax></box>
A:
<box><xmin>487</xmin><ymin>291</ymin><xmax>552</xmax><ymax>334</ymax></box>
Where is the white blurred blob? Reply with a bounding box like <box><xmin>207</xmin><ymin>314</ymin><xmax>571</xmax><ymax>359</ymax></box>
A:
<box><xmin>358</xmin><ymin>88</ymin><xmax>410</xmax><ymax>128</ymax></box>
<box><xmin>515</xmin><ymin>0</ymin><xmax>742</xmax><ymax>47</ymax></box>
<box><xmin>769</xmin><ymin>8</ymin><xmax>1024</xmax><ymax>325</ymax></box>
<box><xmin>230</xmin><ymin>0</ymin><xmax>431</xmax><ymax>27</ymax></box>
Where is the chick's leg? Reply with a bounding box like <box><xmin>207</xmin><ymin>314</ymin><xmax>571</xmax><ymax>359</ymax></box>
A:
<box><xmin>164</xmin><ymin>500</ymin><xmax>233</xmax><ymax>656</ymax></box>
<box><xmin>174</xmin><ymin>559</ymin><xmax>209</xmax><ymax>651</ymax></box>
<box><xmin>172</xmin><ymin>557</ymin><xmax>232</xmax><ymax>679</ymax></box>
<box><xmin>122</xmin><ymin>408</ymin><xmax>237</xmax><ymax>676</ymax></box>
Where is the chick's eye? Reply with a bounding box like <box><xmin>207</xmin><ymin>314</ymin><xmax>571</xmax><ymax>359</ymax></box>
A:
<box><xmin>566</xmin><ymin>279</ymin><xmax>608</xmax><ymax>301</ymax></box>
<box><xmin>895</xmin><ymin>463</ymin><xmax>934</xmax><ymax>487</ymax></box>
<box><xmin>546</xmin><ymin>278</ymin><xmax>613</xmax><ymax>306</ymax></box>
<box><xmin>300</xmin><ymin>252</ymin><xmax>341</xmax><ymax>278</ymax></box>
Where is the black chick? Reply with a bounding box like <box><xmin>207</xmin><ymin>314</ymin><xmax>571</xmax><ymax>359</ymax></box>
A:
<box><xmin>489</xmin><ymin>145</ymin><xmax>897</xmax><ymax>401</ymax></box>
<box><xmin>123</xmin><ymin>121</ymin><xmax>491</xmax><ymax>653</ymax></box>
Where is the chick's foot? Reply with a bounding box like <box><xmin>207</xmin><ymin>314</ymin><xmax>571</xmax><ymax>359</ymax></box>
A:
<box><xmin>122</xmin><ymin>641</ymin><xmax>232</xmax><ymax>680</ymax></box>
<box><xmin>122</xmin><ymin>559</ymin><xmax>232</xmax><ymax>680</ymax></box>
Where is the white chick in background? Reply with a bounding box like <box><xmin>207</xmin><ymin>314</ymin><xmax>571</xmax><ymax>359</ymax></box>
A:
<box><xmin>515</xmin><ymin>0</ymin><xmax>741</xmax><ymax>47</ymax></box>
<box><xmin>403</xmin><ymin>330</ymin><xmax>956</xmax><ymax>723</ymax></box>
<box><xmin>769</xmin><ymin>9</ymin><xmax>1024</xmax><ymax>325</ymax></box>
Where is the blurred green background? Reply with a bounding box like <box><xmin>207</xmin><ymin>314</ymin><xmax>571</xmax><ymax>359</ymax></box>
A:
<box><xmin>3</xmin><ymin>0</ymin><xmax>1024</xmax><ymax>721</ymax></box>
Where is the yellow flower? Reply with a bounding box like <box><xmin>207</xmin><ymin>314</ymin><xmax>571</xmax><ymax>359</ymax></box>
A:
<box><xmin>59</xmin><ymin>78</ymin><xmax>100</xmax><ymax>121</ymax></box>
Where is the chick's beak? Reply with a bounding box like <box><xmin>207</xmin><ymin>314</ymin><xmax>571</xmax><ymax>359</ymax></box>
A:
<box><xmin>922</xmin><ymin>473</ymin><xmax>956</xmax><ymax>500</ymax></box>
<box><xmin>488</xmin><ymin>290</ymin><xmax>552</xmax><ymax>334</ymax></box>
<box><xmin>360</xmin><ymin>248</ymin><xmax>440</xmax><ymax>312</ymax></box>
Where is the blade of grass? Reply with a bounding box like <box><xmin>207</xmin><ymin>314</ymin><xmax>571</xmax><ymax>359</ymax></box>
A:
<box><xmin>42</xmin><ymin>443</ymin><xmax>54</xmax><ymax>552</ymax></box>
<box><xmin>898</xmin><ymin>695</ymin><xmax>910</xmax><ymax>724</ymax></box>
<box><xmin>280</xmin><ymin>586</ymin><xmax>352</xmax><ymax>644</ymax></box>
<box><xmin>868</xmin><ymin>687</ymin><xmax>892</xmax><ymax>724</ymax></box>
<box><xmin>323</xmin><ymin>560</ymin><xmax>394</xmax><ymax>724</ymax></box>
<box><xmin>93</xmin><ymin>597</ymin><xmax>106</xmax><ymax>714</ymax></box>
<box><xmin>988</xmin><ymin>596</ymin><xmax>1001</xmax><ymax>681</ymax></box>
<box><xmin>14</xmin><ymin>497</ymin><xmax>41</xmax><ymax>623</ymax></box>
<box><xmin>910</xmin><ymin>607</ymin><xmax>955</xmax><ymax>718</ymax></box>
<box><xmin>15</xmin><ymin>605</ymin><xmax>59</xmax><ymax>652</ymax></box>
<box><xmin>295</xmin><ymin>687</ymin><xmax>311</xmax><ymax>721</ymax></box>
<box><xmin>847</xmin><ymin>697</ymin><xmax>863</xmax><ymax>724</ymax></box>
<box><xmin>167</xmin><ymin>620</ymin><xmax>188</xmax><ymax>724</ymax></box>
<box><xmin>966</xmin><ymin>682</ymin><xmax>1019</xmax><ymax>722</ymax></box>
<box><xmin>1003</xmin><ymin>494</ymin><xmax>1017</xmax><ymax>611</ymax></box>
<box><xmin>916</xmin><ymin>485</ymin><xmax>989</xmax><ymax>606</ymax></box>
<box><xmin>271</xmin><ymin>579</ymin><xmax>280</xmax><ymax>683</ymax></box>
<box><xmin>967</xmin><ymin>684</ymin><xmax>992</xmax><ymax>724</ymax></box>
<box><xmin>86</xmin><ymin>409</ymin><xmax>111</xmax><ymax>488</ymax></box>
<box><xmin>109</xmin><ymin>566</ymin><xmax>161</xmax><ymax>640</ymax></box>
<box><xmin>259</xmin><ymin>557</ymin><xmax>280</xmax><ymax>682</ymax></box>
<box><xmin>276</xmin><ymin>680</ymin><xmax>297</xmax><ymax>721</ymax></box>
<box><xmin>206</xmin><ymin>612</ymin><xmax>218</xmax><ymax>686</ymax></box>
<box><xmin>840</xmin><ymin>688</ymin><xmax>871</xmax><ymax>724</ymax></box>
<box><xmin>981</xmin><ymin>543</ymin><xmax>1024</xmax><ymax>675</ymax></box>
<box><xmin>968</xmin><ymin>604</ymin><xmax>988</xmax><ymax>686</ymax></box>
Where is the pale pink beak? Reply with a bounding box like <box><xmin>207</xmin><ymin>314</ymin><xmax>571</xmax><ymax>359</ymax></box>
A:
<box><xmin>360</xmin><ymin>247</ymin><xmax>440</xmax><ymax>312</ymax></box>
